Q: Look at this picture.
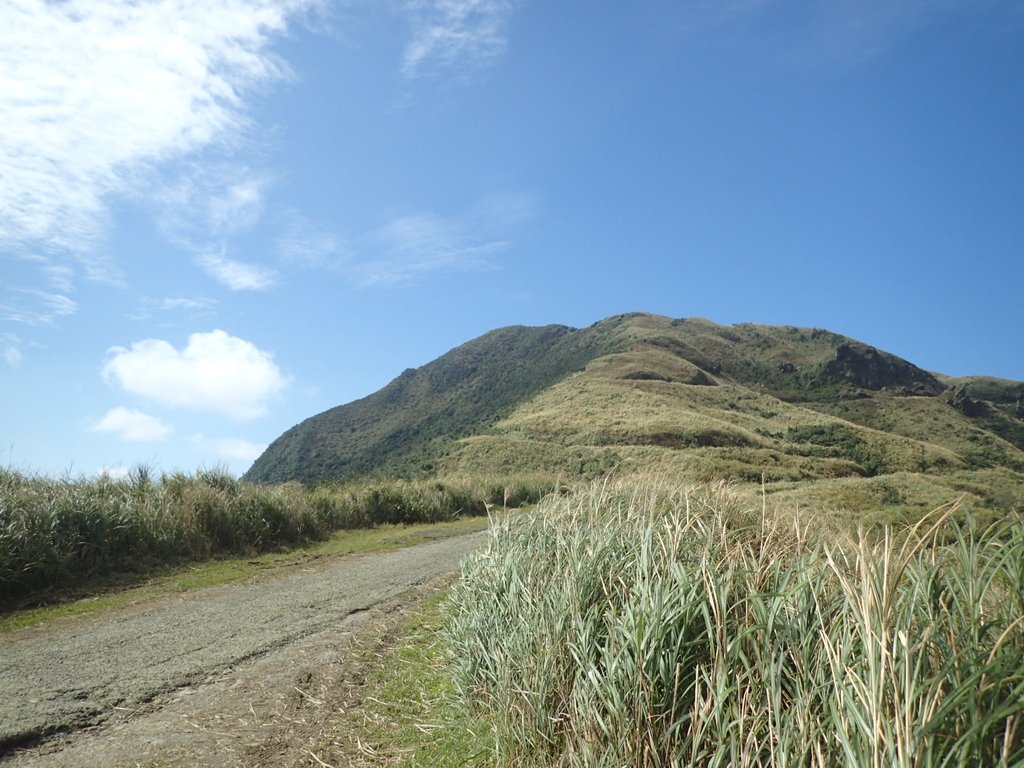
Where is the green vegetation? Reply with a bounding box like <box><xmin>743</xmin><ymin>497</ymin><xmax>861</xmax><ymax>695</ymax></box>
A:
<box><xmin>244</xmin><ymin>321</ymin><xmax>635</xmax><ymax>483</ymax></box>
<box><xmin>0</xmin><ymin>468</ymin><xmax>548</xmax><ymax>611</ymax></box>
<box><xmin>9</xmin><ymin>312</ymin><xmax>1021</xmax><ymax>762</ymax></box>
<box><xmin>331</xmin><ymin>588</ymin><xmax>496</xmax><ymax>766</ymax></box>
<box><xmin>245</xmin><ymin>313</ymin><xmax>1024</xmax><ymax>521</ymax></box>
<box><xmin>445</xmin><ymin>478</ymin><xmax>1024</xmax><ymax>767</ymax></box>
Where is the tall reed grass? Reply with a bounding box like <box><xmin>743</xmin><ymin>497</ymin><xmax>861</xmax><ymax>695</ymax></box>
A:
<box><xmin>445</xmin><ymin>478</ymin><xmax>1024</xmax><ymax>767</ymax></box>
<box><xmin>0</xmin><ymin>468</ymin><xmax>553</xmax><ymax>609</ymax></box>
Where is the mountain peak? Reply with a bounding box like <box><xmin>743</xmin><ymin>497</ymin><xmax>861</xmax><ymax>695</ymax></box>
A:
<box><xmin>244</xmin><ymin>313</ymin><xmax>1024</xmax><ymax>516</ymax></box>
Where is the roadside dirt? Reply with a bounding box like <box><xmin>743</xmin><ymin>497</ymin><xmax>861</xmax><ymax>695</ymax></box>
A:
<box><xmin>0</xmin><ymin>530</ymin><xmax>487</xmax><ymax>767</ymax></box>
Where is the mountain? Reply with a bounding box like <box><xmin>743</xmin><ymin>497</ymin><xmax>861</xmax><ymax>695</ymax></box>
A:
<box><xmin>245</xmin><ymin>320</ymin><xmax>634</xmax><ymax>484</ymax></box>
<box><xmin>245</xmin><ymin>313</ymin><xmax>1024</xmax><ymax>518</ymax></box>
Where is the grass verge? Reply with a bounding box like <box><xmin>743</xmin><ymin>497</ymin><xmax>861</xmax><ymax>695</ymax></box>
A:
<box><xmin>312</xmin><ymin>580</ymin><xmax>496</xmax><ymax>767</ymax></box>
<box><xmin>358</xmin><ymin>589</ymin><xmax>495</xmax><ymax>766</ymax></box>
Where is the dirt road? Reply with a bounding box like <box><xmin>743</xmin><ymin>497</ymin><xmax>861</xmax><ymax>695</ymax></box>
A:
<box><xmin>0</xmin><ymin>530</ymin><xmax>487</xmax><ymax>766</ymax></box>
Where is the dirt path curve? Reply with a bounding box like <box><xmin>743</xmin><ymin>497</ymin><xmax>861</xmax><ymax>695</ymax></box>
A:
<box><xmin>0</xmin><ymin>530</ymin><xmax>487</xmax><ymax>766</ymax></box>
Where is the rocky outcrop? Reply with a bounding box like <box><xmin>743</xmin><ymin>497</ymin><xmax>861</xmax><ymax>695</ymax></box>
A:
<box><xmin>950</xmin><ymin>385</ymin><xmax>988</xmax><ymax>417</ymax></box>
<box><xmin>822</xmin><ymin>343</ymin><xmax>943</xmax><ymax>395</ymax></box>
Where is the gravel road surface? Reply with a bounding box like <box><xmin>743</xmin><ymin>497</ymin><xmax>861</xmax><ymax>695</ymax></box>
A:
<box><xmin>0</xmin><ymin>530</ymin><xmax>486</xmax><ymax>764</ymax></box>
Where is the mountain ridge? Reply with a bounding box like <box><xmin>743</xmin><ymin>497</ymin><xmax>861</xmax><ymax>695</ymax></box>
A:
<box><xmin>245</xmin><ymin>313</ymin><xmax>1023</xmax><ymax>518</ymax></box>
<box><xmin>245</xmin><ymin>319</ymin><xmax>634</xmax><ymax>484</ymax></box>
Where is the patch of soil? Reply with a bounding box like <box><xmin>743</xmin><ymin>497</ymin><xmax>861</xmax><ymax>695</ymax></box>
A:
<box><xmin>5</xmin><ymin>580</ymin><xmax>445</xmax><ymax>768</ymax></box>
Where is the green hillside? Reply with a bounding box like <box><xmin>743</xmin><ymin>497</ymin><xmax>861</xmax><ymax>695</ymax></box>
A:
<box><xmin>245</xmin><ymin>313</ymin><xmax>1024</xmax><ymax>518</ymax></box>
<box><xmin>244</xmin><ymin>320</ymin><xmax>634</xmax><ymax>483</ymax></box>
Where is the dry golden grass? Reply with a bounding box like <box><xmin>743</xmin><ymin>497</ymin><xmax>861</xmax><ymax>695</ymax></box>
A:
<box><xmin>444</xmin><ymin>331</ymin><xmax>1022</xmax><ymax>519</ymax></box>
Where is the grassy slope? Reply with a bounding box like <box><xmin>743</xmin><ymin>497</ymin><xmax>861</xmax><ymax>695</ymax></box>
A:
<box><xmin>445</xmin><ymin>314</ymin><xmax>1024</xmax><ymax>518</ymax></box>
<box><xmin>244</xmin><ymin>321</ymin><xmax>634</xmax><ymax>484</ymax></box>
<box><xmin>247</xmin><ymin>312</ymin><xmax>1022</xmax><ymax>518</ymax></box>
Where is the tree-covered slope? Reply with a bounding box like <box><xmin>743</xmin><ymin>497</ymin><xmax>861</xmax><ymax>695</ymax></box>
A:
<box><xmin>244</xmin><ymin>320</ymin><xmax>633</xmax><ymax>483</ymax></box>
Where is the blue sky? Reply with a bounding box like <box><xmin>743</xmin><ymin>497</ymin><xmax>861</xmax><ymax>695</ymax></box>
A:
<box><xmin>2</xmin><ymin>0</ymin><xmax>1022</xmax><ymax>478</ymax></box>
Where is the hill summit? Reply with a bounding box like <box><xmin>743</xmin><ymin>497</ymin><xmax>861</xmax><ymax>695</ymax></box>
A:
<box><xmin>245</xmin><ymin>313</ymin><xmax>1023</xmax><ymax>518</ymax></box>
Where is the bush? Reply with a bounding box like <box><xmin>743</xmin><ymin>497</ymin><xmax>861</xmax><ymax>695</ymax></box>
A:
<box><xmin>0</xmin><ymin>470</ymin><xmax>513</xmax><ymax>609</ymax></box>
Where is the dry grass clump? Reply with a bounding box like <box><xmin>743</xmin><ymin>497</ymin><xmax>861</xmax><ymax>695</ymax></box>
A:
<box><xmin>445</xmin><ymin>477</ymin><xmax>1024</xmax><ymax>767</ymax></box>
<box><xmin>0</xmin><ymin>469</ymin><xmax>546</xmax><ymax>609</ymax></box>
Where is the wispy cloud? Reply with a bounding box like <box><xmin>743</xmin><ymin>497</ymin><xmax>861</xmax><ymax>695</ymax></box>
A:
<box><xmin>151</xmin><ymin>296</ymin><xmax>216</xmax><ymax>315</ymax></box>
<box><xmin>276</xmin><ymin>195</ymin><xmax>529</xmax><ymax>287</ymax></box>
<box><xmin>0</xmin><ymin>0</ymin><xmax>317</xmax><ymax>277</ymax></box>
<box><xmin>6</xmin><ymin>252</ymin><xmax>83</xmax><ymax>295</ymax></box>
<box><xmin>158</xmin><ymin>167</ymin><xmax>273</xmax><ymax>244</ymax></box>
<box><xmin>197</xmin><ymin>251</ymin><xmax>277</xmax><ymax>291</ymax></box>
<box><xmin>129</xmin><ymin>295</ymin><xmax>218</xmax><ymax>322</ymax></box>
<box><xmin>157</xmin><ymin>166</ymin><xmax>278</xmax><ymax>289</ymax></box>
<box><xmin>349</xmin><ymin>192</ymin><xmax>535</xmax><ymax>286</ymax></box>
<box><xmin>2</xmin><ymin>334</ymin><xmax>22</xmax><ymax>368</ymax></box>
<box><xmin>208</xmin><ymin>178</ymin><xmax>269</xmax><ymax>236</ymax></box>
<box><xmin>42</xmin><ymin>264</ymin><xmax>76</xmax><ymax>294</ymax></box>
<box><xmin>356</xmin><ymin>212</ymin><xmax>506</xmax><ymax>286</ymax></box>
<box><xmin>91</xmin><ymin>407</ymin><xmax>173</xmax><ymax>442</ymax></box>
<box><xmin>0</xmin><ymin>289</ymin><xmax>78</xmax><ymax>326</ymax></box>
<box><xmin>276</xmin><ymin>211</ymin><xmax>345</xmax><ymax>268</ymax></box>
<box><xmin>401</xmin><ymin>0</ymin><xmax>517</xmax><ymax>79</ymax></box>
<box><xmin>155</xmin><ymin>297</ymin><xmax>219</xmax><ymax>313</ymax></box>
<box><xmin>102</xmin><ymin>330</ymin><xmax>287</xmax><ymax>421</ymax></box>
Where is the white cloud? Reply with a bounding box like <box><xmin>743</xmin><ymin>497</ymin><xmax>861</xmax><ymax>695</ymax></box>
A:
<box><xmin>197</xmin><ymin>252</ymin><xmax>277</xmax><ymax>291</ymax></box>
<box><xmin>157</xmin><ymin>296</ymin><xmax>218</xmax><ymax>312</ymax></box>
<box><xmin>156</xmin><ymin>169</ymin><xmax>278</xmax><ymax>289</ymax></box>
<box><xmin>0</xmin><ymin>289</ymin><xmax>78</xmax><ymax>325</ymax></box>
<box><xmin>0</xmin><ymin>0</ymin><xmax>317</xmax><ymax>260</ymax></box>
<box><xmin>158</xmin><ymin>166</ymin><xmax>272</xmax><ymax>246</ymax></box>
<box><xmin>91</xmin><ymin>407</ymin><xmax>173</xmax><ymax>442</ymax></box>
<box><xmin>1</xmin><ymin>332</ymin><xmax>42</xmax><ymax>367</ymax></box>
<box><xmin>191</xmin><ymin>434</ymin><xmax>268</xmax><ymax>462</ymax></box>
<box><xmin>102</xmin><ymin>330</ymin><xmax>286</xmax><ymax>421</ymax></box>
<box><xmin>97</xmin><ymin>465</ymin><xmax>131</xmax><ymax>480</ymax></box>
<box><xmin>43</xmin><ymin>264</ymin><xmax>76</xmax><ymax>293</ymax></box>
<box><xmin>401</xmin><ymin>0</ymin><xmax>517</xmax><ymax>79</ymax></box>
<box><xmin>208</xmin><ymin>178</ymin><xmax>269</xmax><ymax>235</ymax></box>
<box><xmin>129</xmin><ymin>295</ymin><xmax>218</xmax><ymax>321</ymax></box>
